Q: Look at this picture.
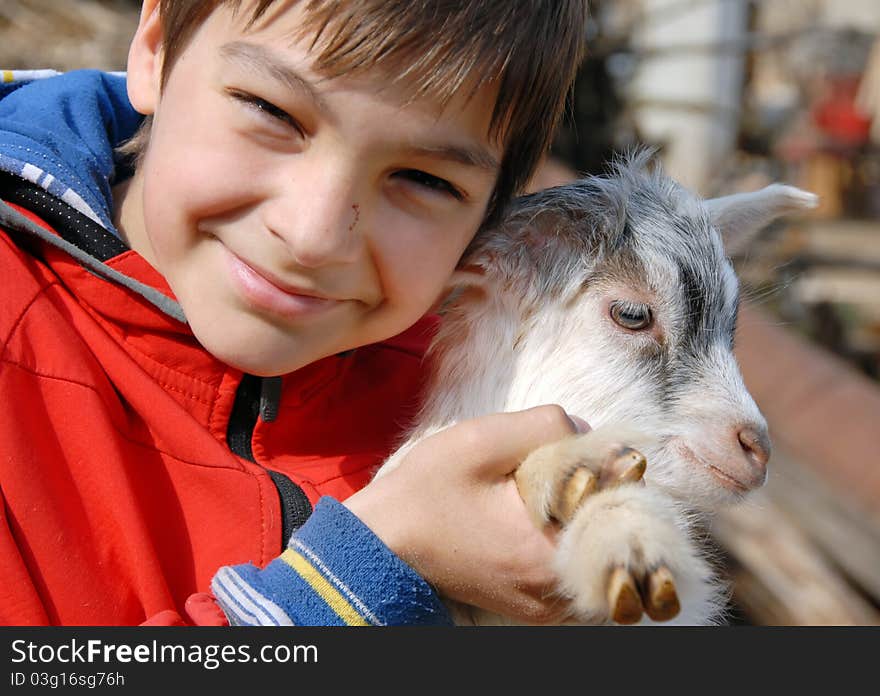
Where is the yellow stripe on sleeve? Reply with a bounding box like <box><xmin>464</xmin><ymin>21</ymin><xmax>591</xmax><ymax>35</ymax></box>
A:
<box><xmin>280</xmin><ymin>549</ymin><xmax>370</xmax><ymax>626</ymax></box>
<box><xmin>2</xmin><ymin>71</ymin><xmax>15</xmax><ymax>84</ymax></box>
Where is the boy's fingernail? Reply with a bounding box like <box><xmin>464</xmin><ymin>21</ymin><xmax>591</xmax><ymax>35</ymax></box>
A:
<box><xmin>567</xmin><ymin>414</ymin><xmax>591</xmax><ymax>434</ymax></box>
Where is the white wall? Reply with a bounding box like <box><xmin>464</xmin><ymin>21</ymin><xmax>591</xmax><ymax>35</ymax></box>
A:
<box><xmin>627</xmin><ymin>0</ymin><xmax>750</xmax><ymax>193</ymax></box>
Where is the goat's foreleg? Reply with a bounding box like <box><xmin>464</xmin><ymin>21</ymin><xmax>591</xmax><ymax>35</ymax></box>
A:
<box><xmin>515</xmin><ymin>429</ymin><xmax>722</xmax><ymax>625</ymax></box>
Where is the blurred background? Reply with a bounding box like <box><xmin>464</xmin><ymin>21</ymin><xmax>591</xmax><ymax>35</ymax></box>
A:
<box><xmin>2</xmin><ymin>0</ymin><xmax>878</xmax><ymax>625</ymax></box>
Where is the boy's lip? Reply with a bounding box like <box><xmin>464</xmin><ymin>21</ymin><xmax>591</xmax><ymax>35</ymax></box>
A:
<box><xmin>223</xmin><ymin>248</ymin><xmax>341</xmax><ymax>318</ymax></box>
<box><xmin>236</xmin><ymin>254</ymin><xmax>332</xmax><ymax>300</ymax></box>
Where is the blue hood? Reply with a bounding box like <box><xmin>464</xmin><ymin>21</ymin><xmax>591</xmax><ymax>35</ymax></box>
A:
<box><xmin>0</xmin><ymin>69</ymin><xmax>144</xmax><ymax>232</ymax></box>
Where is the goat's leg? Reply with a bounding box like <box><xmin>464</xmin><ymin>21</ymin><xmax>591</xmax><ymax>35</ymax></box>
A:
<box><xmin>515</xmin><ymin>428</ymin><xmax>716</xmax><ymax>624</ymax></box>
<box><xmin>514</xmin><ymin>428</ymin><xmax>648</xmax><ymax>527</ymax></box>
<box><xmin>556</xmin><ymin>485</ymin><xmax>722</xmax><ymax>625</ymax></box>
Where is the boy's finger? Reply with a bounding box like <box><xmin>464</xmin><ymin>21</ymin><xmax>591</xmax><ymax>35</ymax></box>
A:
<box><xmin>437</xmin><ymin>405</ymin><xmax>592</xmax><ymax>477</ymax></box>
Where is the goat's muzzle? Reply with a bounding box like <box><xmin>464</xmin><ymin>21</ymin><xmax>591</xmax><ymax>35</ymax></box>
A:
<box><xmin>716</xmin><ymin>424</ymin><xmax>772</xmax><ymax>492</ymax></box>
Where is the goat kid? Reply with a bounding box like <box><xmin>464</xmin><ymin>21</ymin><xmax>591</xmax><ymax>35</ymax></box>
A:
<box><xmin>376</xmin><ymin>153</ymin><xmax>817</xmax><ymax>625</ymax></box>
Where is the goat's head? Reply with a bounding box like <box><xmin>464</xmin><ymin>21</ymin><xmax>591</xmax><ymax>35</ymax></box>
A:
<box><xmin>447</xmin><ymin>151</ymin><xmax>817</xmax><ymax>510</ymax></box>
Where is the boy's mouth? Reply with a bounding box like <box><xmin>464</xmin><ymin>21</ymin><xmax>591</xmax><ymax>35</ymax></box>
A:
<box><xmin>223</xmin><ymin>247</ymin><xmax>340</xmax><ymax>320</ymax></box>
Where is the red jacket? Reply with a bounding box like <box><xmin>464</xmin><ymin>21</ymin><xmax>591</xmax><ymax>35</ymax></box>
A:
<box><xmin>0</xmin><ymin>195</ymin><xmax>436</xmax><ymax>625</ymax></box>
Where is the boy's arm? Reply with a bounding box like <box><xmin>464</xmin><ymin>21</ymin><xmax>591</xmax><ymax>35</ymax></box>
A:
<box><xmin>209</xmin><ymin>497</ymin><xmax>452</xmax><ymax>626</ymax></box>
<box><xmin>206</xmin><ymin>406</ymin><xmax>584</xmax><ymax>627</ymax></box>
<box><xmin>139</xmin><ymin>496</ymin><xmax>451</xmax><ymax>627</ymax></box>
<box><xmin>205</xmin><ymin>407</ymin><xmax>584</xmax><ymax>628</ymax></box>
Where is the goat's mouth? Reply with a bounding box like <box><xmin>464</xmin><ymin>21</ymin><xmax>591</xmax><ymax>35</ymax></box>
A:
<box><xmin>674</xmin><ymin>443</ymin><xmax>750</xmax><ymax>495</ymax></box>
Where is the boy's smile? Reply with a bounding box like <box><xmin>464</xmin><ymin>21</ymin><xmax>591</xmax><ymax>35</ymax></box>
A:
<box><xmin>224</xmin><ymin>247</ymin><xmax>343</xmax><ymax>321</ymax></box>
<box><xmin>116</xmin><ymin>1</ymin><xmax>501</xmax><ymax>375</ymax></box>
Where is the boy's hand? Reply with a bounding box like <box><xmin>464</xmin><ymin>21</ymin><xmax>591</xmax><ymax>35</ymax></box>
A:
<box><xmin>343</xmin><ymin>405</ymin><xmax>585</xmax><ymax>624</ymax></box>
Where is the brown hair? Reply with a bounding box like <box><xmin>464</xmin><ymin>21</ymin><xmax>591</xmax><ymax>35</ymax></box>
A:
<box><xmin>128</xmin><ymin>0</ymin><xmax>588</xmax><ymax>225</ymax></box>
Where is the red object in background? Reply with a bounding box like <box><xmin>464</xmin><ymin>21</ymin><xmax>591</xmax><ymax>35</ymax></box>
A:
<box><xmin>812</xmin><ymin>75</ymin><xmax>872</xmax><ymax>148</ymax></box>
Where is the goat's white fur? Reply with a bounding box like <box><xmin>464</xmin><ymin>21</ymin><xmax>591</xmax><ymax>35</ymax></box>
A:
<box><xmin>375</xmin><ymin>153</ymin><xmax>817</xmax><ymax>625</ymax></box>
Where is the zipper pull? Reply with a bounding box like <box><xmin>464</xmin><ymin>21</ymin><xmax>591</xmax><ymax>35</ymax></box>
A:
<box><xmin>259</xmin><ymin>376</ymin><xmax>282</xmax><ymax>423</ymax></box>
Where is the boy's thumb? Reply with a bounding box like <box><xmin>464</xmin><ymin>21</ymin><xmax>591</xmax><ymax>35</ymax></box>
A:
<box><xmin>444</xmin><ymin>405</ymin><xmax>591</xmax><ymax>478</ymax></box>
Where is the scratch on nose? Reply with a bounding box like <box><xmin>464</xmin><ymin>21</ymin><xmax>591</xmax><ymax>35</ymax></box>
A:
<box><xmin>349</xmin><ymin>203</ymin><xmax>360</xmax><ymax>233</ymax></box>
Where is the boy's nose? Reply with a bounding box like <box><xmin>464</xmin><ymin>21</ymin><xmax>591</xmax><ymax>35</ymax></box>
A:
<box><xmin>267</xmin><ymin>178</ymin><xmax>364</xmax><ymax>268</ymax></box>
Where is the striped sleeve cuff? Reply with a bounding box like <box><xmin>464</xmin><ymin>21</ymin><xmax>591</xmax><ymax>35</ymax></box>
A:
<box><xmin>211</xmin><ymin>496</ymin><xmax>453</xmax><ymax>626</ymax></box>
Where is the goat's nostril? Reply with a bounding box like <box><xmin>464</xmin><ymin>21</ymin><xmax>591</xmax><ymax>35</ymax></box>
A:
<box><xmin>738</xmin><ymin>427</ymin><xmax>771</xmax><ymax>469</ymax></box>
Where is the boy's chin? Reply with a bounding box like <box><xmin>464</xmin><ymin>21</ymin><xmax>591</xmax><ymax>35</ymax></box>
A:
<box><xmin>189</xmin><ymin>320</ymin><xmax>330</xmax><ymax>377</ymax></box>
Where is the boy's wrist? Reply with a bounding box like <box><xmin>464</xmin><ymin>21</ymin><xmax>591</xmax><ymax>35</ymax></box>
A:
<box><xmin>341</xmin><ymin>481</ymin><xmax>414</xmax><ymax>570</ymax></box>
<box><xmin>212</xmin><ymin>496</ymin><xmax>452</xmax><ymax>626</ymax></box>
<box><xmin>295</xmin><ymin>496</ymin><xmax>451</xmax><ymax>624</ymax></box>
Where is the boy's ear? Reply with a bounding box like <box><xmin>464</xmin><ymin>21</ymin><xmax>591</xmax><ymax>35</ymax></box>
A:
<box><xmin>705</xmin><ymin>184</ymin><xmax>819</xmax><ymax>255</ymax></box>
<box><xmin>126</xmin><ymin>0</ymin><xmax>164</xmax><ymax>116</ymax></box>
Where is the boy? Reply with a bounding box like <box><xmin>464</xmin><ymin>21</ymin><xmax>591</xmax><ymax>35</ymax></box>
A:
<box><xmin>0</xmin><ymin>0</ymin><xmax>587</xmax><ymax>625</ymax></box>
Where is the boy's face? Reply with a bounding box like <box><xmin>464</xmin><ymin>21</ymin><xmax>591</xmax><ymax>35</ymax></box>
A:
<box><xmin>120</xmin><ymin>1</ymin><xmax>501</xmax><ymax>375</ymax></box>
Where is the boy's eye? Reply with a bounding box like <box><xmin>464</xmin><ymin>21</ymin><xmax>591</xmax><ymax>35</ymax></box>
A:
<box><xmin>228</xmin><ymin>90</ymin><xmax>303</xmax><ymax>134</ymax></box>
<box><xmin>393</xmin><ymin>169</ymin><xmax>464</xmax><ymax>201</ymax></box>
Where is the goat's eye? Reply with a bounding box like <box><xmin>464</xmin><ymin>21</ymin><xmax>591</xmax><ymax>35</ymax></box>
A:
<box><xmin>610</xmin><ymin>301</ymin><xmax>653</xmax><ymax>330</ymax></box>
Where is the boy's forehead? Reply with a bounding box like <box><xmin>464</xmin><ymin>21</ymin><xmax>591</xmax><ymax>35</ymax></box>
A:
<box><xmin>198</xmin><ymin>5</ymin><xmax>504</xmax><ymax>158</ymax></box>
<box><xmin>204</xmin><ymin>1</ymin><xmax>507</xmax><ymax>142</ymax></box>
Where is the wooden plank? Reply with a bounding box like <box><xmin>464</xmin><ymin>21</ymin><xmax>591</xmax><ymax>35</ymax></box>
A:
<box><xmin>792</xmin><ymin>268</ymin><xmax>880</xmax><ymax>312</ymax></box>
<box><xmin>761</xmin><ymin>448</ymin><xmax>880</xmax><ymax>603</ymax></box>
<box><xmin>755</xmin><ymin>220</ymin><xmax>880</xmax><ymax>270</ymax></box>
<box><xmin>795</xmin><ymin>221</ymin><xmax>880</xmax><ymax>265</ymax></box>
<box><xmin>713</xmin><ymin>481</ymin><xmax>880</xmax><ymax>625</ymax></box>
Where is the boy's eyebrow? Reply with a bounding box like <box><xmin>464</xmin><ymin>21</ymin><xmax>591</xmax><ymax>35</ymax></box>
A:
<box><xmin>219</xmin><ymin>41</ymin><xmax>330</xmax><ymax>113</ymax></box>
<box><xmin>404</xmin><ymin>144</ymin><xmax>499</xmax><ymax>174</ymax></box>
<box><xmin>219</xmin><ymin>41</ymin><xmax>499</xmax><ymax>174</ymax></box>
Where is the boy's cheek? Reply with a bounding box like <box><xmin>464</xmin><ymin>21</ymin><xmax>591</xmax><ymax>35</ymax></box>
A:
<box><xmin>141</xmin><ymin>150</ymin><xmax>265</xmax><ymax>238</ymax></box>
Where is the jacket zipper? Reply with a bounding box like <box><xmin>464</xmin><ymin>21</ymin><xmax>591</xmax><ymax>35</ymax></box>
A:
<box><xmin>227</xmin><ymin>374</ymin><xmax>313</xmax><ymax>550</ymax></box>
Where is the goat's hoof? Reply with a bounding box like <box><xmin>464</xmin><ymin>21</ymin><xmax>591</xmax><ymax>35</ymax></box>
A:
<box><xmin>552</xmin><ymin>468</ymin><xmax>598</xmax><ymax>524</ymax></box>
<box><xmin>607</xmin><ymin>564</ymin><xmax>681</xmax><ymax>624</ymax></box>
<box><xmin>603</xmin><ymin>447</ymin><xmax>647</xmax><ymax>487</ymax></box>
<box><xmin>643</xmin><ymin>566</ymin><xmax>681</xmax><ymax>621</ymax></box>
<box><xmin>550</xmin><ymin>446</ymin><xmax>647</xmax><ymax>525</ymax></box>
<box><xmin>608</xmin><ymin>567</ymin><xmax>643</xmax><ymax>624</ymax></box>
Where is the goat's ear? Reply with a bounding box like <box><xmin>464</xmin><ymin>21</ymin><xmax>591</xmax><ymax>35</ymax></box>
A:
<box><xmin>705</xmin><ymin>184</ymin><xmax>818</xmax><ymax>255</ymax></box>
<box><xmin>427</xmin><ymin>263</ymin><xmax>490</xmax><ymax>313</ymax></box>
<box><xmin>446</xmin><ymin>262</ymin><xmax>490</xmax><ymax>292</ymax></box>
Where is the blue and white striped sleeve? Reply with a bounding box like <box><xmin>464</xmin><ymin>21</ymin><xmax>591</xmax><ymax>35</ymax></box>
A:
<box><xmin>211</xmin><ymin>496</ymin><xmax>453</xmax><ymax>626</ymax></box>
